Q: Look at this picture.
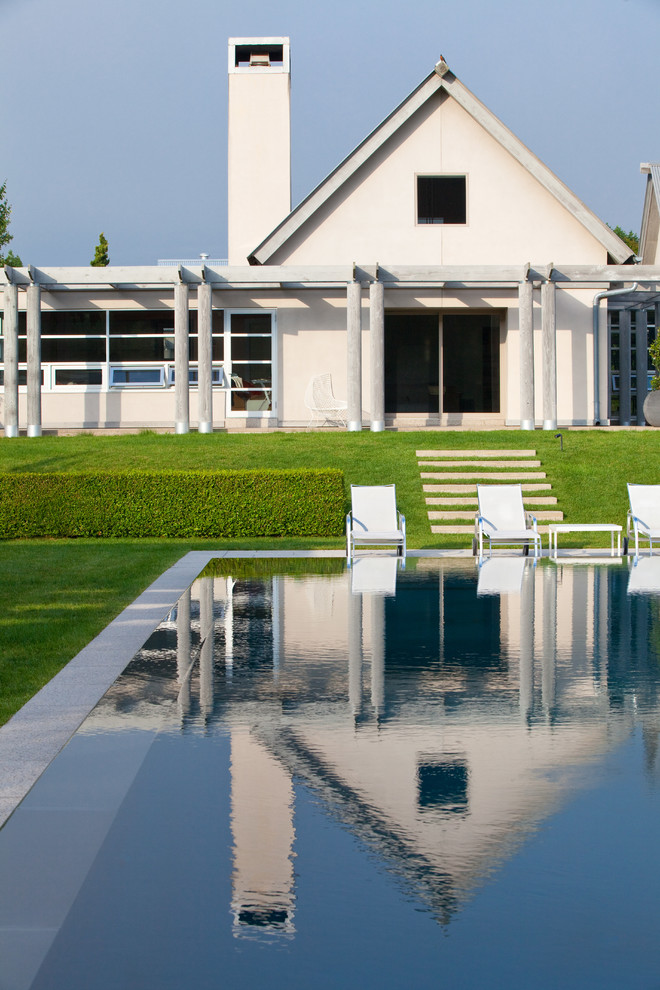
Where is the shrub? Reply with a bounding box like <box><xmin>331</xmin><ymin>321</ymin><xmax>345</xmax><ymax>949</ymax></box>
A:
<box><xmin>0</xmin><ymin>469</ymin><xmax>345</xmax><ymax>539</ymax></box>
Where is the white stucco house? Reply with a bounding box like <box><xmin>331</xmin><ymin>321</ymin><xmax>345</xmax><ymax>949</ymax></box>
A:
<box><xmin>1</xmin><ymin>37</ymin><xmax>658</xmax><ymax>435</ymax></box>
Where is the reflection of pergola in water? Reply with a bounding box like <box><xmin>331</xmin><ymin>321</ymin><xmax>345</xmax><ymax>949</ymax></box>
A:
<box><xmin>123</xmin><ymin>560</ymin><xmax>658</xmax><ymax>934</ymax></box>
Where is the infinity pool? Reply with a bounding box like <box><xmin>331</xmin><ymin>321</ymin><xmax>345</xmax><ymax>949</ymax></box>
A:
<box><xmin>3</xmin><ymin>556</ymin><xmax>660</xmax><ymax>989</ymax></box>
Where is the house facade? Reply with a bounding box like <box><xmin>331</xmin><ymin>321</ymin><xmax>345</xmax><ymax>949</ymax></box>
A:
<box><xmin>1</xmin><ymin>38</ymin><xmax>657</xmax><ymax>434</ymax></box>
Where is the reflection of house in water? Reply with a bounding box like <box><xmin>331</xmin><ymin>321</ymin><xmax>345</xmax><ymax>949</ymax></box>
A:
<box><xmin>94</xmin><ymin>559</ymin><xmax>660</xmax><ymax>931</ymax></box>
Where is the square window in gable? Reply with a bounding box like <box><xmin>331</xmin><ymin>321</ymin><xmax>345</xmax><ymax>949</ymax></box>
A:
<box><xmin>417</xmin><ymin>175</ymin><xmax>466</xmax><ymax>224</ymax></box>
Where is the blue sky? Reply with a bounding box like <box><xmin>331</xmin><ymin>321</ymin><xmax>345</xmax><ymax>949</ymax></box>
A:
<box><xmin>2</xmin><ymin>0</ymin><xmax>659</xmax><ymax>266</ymax></box>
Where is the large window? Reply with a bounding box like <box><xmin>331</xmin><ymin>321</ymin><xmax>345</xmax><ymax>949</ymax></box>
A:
<box><xmin>417</xmin><ymin>175</ymin><xmax>466</xmax><ymax>225</ymax></box>
<box><xmin>0</xmin><ymin>308</ymin><xmax>227</xmax><ymax>392</ymax></box>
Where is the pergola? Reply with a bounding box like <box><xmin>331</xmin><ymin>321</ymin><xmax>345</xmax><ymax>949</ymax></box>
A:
<box><xmin>2</xmin><ymin>263</ymin><xmax>658</xmax><ymax>436</ymax></box>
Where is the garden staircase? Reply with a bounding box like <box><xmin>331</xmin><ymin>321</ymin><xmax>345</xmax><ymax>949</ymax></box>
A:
<box><xmin>418</xmin><ymin>449</ymin><xmax>563</xmax><ymax>537</ymax></box>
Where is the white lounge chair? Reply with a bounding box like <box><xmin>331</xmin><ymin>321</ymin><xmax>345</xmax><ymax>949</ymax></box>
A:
<box><xmin>475</xmin><ymin>484</ymin><xmax>541</xmax><ymax>558</ymax></box>
<box><xmin>346</xmin><ymin>485</ymin><xmax>406</xmax><ymax>559</ymax></box>
<box><xmin>626</xmin><ymin>484</ymin><xmax>660</xmax><ymax>556</ymax></box>
<box><xmin>304</xmin><ymin>374</ymin><xmax>348</xmax><ymax>428</ymax></box>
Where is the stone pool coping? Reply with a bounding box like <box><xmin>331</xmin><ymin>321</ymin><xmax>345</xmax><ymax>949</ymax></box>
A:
<box><xmin>0</xmin><ymin>545</ymin><xmax>631</xmax><ymax>827</ymax></box>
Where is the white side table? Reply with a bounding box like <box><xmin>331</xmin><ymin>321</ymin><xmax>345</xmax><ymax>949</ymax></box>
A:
<box><xmin>548</xmin><ymin>523</ymin><xmax>622</xmax><ymax>557</ymax></box>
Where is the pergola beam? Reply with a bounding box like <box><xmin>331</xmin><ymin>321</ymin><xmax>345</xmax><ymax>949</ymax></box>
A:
<box><xmin>2</xmin><ymin>263</ymin><xmax>660</xmax><ymax>292</ymax></box>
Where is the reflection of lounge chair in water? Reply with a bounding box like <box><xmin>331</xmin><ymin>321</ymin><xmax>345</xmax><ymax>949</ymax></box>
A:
<box><xmin>627</xmin><ymin>556</ymin><xmax>660</xmax><ymax>594</ymax></box>
<box><xmin>626</xmin><ymin>484</ymin><xmax>660</xmax><ymax>556</ymax></box>
<box><xmin>350</xmin><ymin>556</ymin><xmax>399</xmax><ymax>595</ymax></box>
<box><xmin>477</xmin><ymin>557</ymin><xmax>529</xmax><ymax>596</ymax></box>
<box><xmin>346</xmin><ymin>485</ymin><xmax>406</xmax><ymax>560</ymax></box>
<box><xmin>474</xmin><ymin>484</ymin><xmax>541</xmax><ymax>558</ymax></box>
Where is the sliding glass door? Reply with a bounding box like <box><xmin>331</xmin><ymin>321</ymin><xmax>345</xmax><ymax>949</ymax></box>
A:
<box><xmin>384</xmin><ymin>312</ymin><xmax>500</xmax><ymax>415</ymax></box>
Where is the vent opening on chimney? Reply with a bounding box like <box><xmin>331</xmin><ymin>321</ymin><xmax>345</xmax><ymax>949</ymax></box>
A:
<box><xmin>234</xmin><ymin>43</ymin><xmax>284</xmax><ymax>68</ymax></box>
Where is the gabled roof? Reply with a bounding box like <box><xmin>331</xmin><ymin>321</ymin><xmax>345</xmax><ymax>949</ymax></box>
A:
<box><xmin>249</xmin><ymin>59</ymin><xmax>634</xmax><ymax>266</ymax></box>
<box><xmin>640</xmin><ymin>163</ymin><xmax>660</xmax><ymax>264</ymax></box>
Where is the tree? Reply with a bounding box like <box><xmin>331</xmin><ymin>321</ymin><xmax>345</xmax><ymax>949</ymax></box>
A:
<box><xmin>609</xmin><ymin>224</ymin><xmax>639</xmax><ymax>255</ymax></box>
<box><xmin>0</xmin><ymin>180</ymin><xmax>22</xmax><ymax>267</ymax></box>
<box><xmin>90</xmin><ymin>232</ymin><xmax>110</xmax><ymax>267</ymax></box>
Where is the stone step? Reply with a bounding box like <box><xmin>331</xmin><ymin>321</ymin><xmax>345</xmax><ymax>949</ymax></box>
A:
<box><xmin>428</xmin><ymin>510</ymin><xmax>564</xmax><ymax>521</ymax></box>
<box><xmin>423</xmin><ymin>483</ymin><xmax>552</xmax><ymax>493</ymax></box>
<box><xmin>416</xmin><ymin>449</ymin><xmax>536</xmax><ymax>457</ymax></box>
<box><xmin>431</xmin><ymin>524</ymin><xmax>552</xmax><ymax>535</ymax></box>
<box><xmin>425</xmin><ymin>496</ymin><xmax>558</xmax><ymax>506</ymax></box>
<box><xmin>421</xmin><ymin>471</ymin><xmax>547</xmax><ymax>480</ymax></box>
<box><xmin>419</xmin><ymin>459</ymin><xmax>541</xmax><ymax>468</ymax></box>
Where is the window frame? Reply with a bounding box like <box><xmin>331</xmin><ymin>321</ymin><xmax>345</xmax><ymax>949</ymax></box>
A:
<box><xmin>415</xmin><ymin>174</ymin><xmax>468</xmax><ymax>226</ymax></box>
<box><xmin>224</xmin><ymin>309</ymin><xmax>277</xmax><ymax>418</ymax></box>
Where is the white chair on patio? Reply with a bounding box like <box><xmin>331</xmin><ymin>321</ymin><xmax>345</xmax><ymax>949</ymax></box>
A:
<box><xmin>346</xmin><ymin>485</ymin><xmax>406</xmax><ymax>560</ymax></box>
<box><xmin>304</xmin><ymin>374</ymin><xmax>348</xmax><ymax>428</ymax></box>
<box><xmin>475</xmin><ymin>484</ymin><xmax>541</xmax><ymax>558</ymax></box>
<box><xmin>627</xmin><ymin>484</ymin><xmax>660</xmax><ymax>556</ymax></box>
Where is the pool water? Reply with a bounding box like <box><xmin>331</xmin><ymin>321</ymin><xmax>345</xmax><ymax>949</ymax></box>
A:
<box><xmin>3</xmin><ymin>556</ymin><xmax>660</xmax><ymax>989</ymax></box>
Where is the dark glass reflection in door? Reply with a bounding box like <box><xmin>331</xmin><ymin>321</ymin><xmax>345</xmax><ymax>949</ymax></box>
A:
<box><xmin>385</xmin><ymin>314</ymin><xmax>439</xmax><ymax>414</ymax></box>
<box><xmin>443</xmin><ymin>314</ymin><xmax>500</xmax><ymax>413</ymax></box>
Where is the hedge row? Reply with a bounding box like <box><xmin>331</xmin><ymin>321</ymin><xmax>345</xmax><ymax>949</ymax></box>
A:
<box><xmin>0</xmin><ymin>469</ymin><xmax>345</xmax><ymax>539</ymax></box>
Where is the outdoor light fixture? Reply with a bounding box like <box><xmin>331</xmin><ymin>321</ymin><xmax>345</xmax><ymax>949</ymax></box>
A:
<box><xmin>555</xmin><ymin>432</ymin><xmax>563</xmax><ymax>451</ymax></box>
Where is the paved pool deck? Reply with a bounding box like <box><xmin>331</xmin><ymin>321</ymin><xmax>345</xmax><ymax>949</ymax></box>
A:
<box><xmin>0</xmin><ymin>546</ymin><xmax>627</xmax><ymax>828</ymax></box>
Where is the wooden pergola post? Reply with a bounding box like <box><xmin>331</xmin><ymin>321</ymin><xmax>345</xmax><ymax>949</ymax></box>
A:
<box><xmin>369</xmin><ymin>279</ymin><xmax>385</xmax><ymax>432</ymax></box>
<box><xmin>541</xmin><ymin>278</ymin><xmax>557</xmax><ymax>430</ymax></box>
<box><xmin>347</xmin><ymin>281</ymin><xmax>362</xmax><ymax>431</ymax></box>
<box><xmin>197</xmin><ymin>281</ymin><xmax>213</xmax><ymax>433</ymax></box>
<box><xmin>27</xmin><ymin>283</ymin><xmax>42</xmax><ymax>437</ymax></box>
<box><xmin>3</xmin><ymin>282</ymin><xmax>19</xmax><ymax>437</ymax></box>
<box><xmin>519</xmin><ymin>279</ymin><xmax>535</xmax><ymax>430</ymax></box>
<box><xmin>174</xmin><ymin>280</ymin><xmax>190</xmax><ymax>434</ymax></box>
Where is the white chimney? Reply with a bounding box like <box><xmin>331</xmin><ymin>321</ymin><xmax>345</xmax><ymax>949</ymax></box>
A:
<box><xmin>227</xmin><ymin>38</ymin><xmax>291</xmax><ymax>265</ymax></box>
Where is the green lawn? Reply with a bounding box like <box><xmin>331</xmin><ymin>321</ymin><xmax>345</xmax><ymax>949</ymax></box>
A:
<box><xmin>3</xmin><ymin>429</ymin><xmax>660</xmax><ymax>541</ymax></box>
<box><xmin>1</xmin><ymin>428</ymin><xmax>660</xmax><ymax>726</ymax></box>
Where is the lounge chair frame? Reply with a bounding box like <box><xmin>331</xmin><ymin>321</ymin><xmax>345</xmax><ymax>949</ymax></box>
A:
<box><xmin>346</xmin><ymin>484</ymin><xmax>406</xmax><ymax>560</ymax></box>
<box><xmin>626</xmin><ymin>483</ymin><xmax>660</xmax><ymax>556</ymax></box>
<box><xmin>474</xmin><ymin>484</ymin><xmax>541</xmax><ymax>559</ymax></box>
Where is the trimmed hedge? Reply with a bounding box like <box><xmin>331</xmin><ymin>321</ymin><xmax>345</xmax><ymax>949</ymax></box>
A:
<box><xmin>0</xmin><ymin>469</ymin><xmax>345</xmax><ymax>539</ymax></box>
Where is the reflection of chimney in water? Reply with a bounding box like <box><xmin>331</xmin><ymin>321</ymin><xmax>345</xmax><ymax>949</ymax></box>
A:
<box><xmin>230</xmin><ymin>727</ymin><xmax>296</xmax><ymax>938</ymax></box>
